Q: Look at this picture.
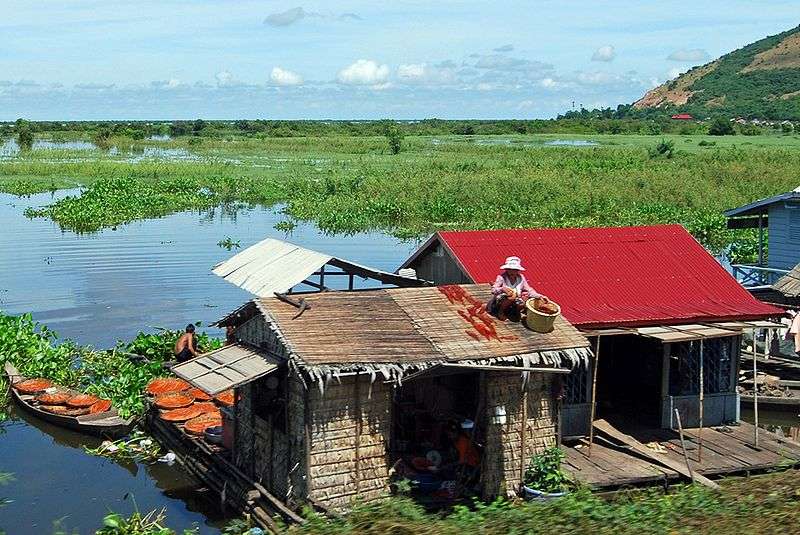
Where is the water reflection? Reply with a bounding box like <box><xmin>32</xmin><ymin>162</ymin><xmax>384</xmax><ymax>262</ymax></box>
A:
<box><xmin>0</xmin><ymin>138</ymin><xmax>99</xmax><ymax>157</ymax></box>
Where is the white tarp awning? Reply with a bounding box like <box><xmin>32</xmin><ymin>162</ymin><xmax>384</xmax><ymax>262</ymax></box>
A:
<box><xmin>212</xmin><ymin>238</ymin><xmax>332</xmax><ymax>297</ymax></box>
<box><xmin>172</xmin><ymin>343</ymin><xmax>282</xmax><ymax>395</ymax></box>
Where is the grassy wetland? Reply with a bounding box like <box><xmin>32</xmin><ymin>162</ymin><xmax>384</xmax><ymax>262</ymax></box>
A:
<box><xmin>2</xmin><ymin>126</ymin><xmax>800</xmax><ymax>262</ymax></box>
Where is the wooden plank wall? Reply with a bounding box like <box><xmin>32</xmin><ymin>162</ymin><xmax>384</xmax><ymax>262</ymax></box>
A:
<box><xmin>307</xmin><ymin>375</ymin><xmax>392</xmax><ymax>510</ymax></box>
<box><xmin>482</xmin><ymin>373</ymin><xmax>557</xmax><ymax>497</ymax></box>
<box><xmin>413</xmin><ymin>248</ymin><xmax>472</xmax><ymax>285</ymax></box>
<box><xmin>768</xmin><ymin>204</ymin><xmax>800</xmax><ymax>270</ymax></box>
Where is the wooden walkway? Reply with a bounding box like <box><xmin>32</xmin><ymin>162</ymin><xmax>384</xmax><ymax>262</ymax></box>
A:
<box><xmin>563</xmin><ymin>421</ymin><xmax>800</xmax><ymax>490</ymax></box>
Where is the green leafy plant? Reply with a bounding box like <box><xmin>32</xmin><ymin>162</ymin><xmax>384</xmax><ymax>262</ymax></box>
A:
<box><xmin>217</xmin><ymin>236</ymin><xmax>241</xmax><ymax>250</ymax></box>
<box><xmin>524</xmin><ymin>446</ymin><xmax>569</xmax><ymax>493</ymax></box>
<box><xmin>648</xmin><ymin>138</ymin><xmax>675</xmax><ymax>159</ymax></box>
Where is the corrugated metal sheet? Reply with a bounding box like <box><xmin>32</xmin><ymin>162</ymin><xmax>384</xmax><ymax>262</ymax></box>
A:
<box><xmin>436</xmin><ymin>225</ymin><xmax>783</xmax><ymax>328</ymax></box>
<box><xmin>172</xmin><ymin>343</ymin><xmax>281</xmax><ymax>395</ymax></box>
<box><xmin>212</xmin><ymin>238</ymin><xmax>333</xmax><ymax>297</ymax></box>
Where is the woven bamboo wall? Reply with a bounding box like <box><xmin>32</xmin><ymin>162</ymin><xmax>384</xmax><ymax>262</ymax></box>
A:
<box><xmin>287</xmin><ymin>374</ymin><xmax>308</xmax><ymax>503</ymax></box>
<box><xmin>235</xmin><ymin>315</ymin><xmax>291</xmax><ymax>359</ymax></box>
<box><xmin>307</xmin><ymin>375</ymin><xmax>392</xmax><ymax>510</ymax></box>
<box><xmin>481</xmin><ymin>373</ymin><xmax>557</xmax><ymax>497</ymax></box>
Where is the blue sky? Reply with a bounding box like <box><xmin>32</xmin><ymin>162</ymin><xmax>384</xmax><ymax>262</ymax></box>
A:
<box><xmin>1</xmin><ymin>1</ymin><xmax>797</xmax><ymax>120</ymax></box>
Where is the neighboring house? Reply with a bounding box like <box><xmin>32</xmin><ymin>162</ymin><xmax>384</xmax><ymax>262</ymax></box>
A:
<box><xmin>724</xmin><ymin>187</ymin><xmax>800</xmax><ymax>283</ymax></box>
<box><xmin>399</xmin><ymin>225</ymin><xmax>782</xmax><ymax>435</ymax></box>
<box><xmin>671</xmin><ymin>113</ymin><xmax>694</xmax><ymax>120</ymax></box>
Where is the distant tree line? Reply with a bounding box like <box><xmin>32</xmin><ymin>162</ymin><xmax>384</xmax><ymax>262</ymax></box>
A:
<box><xmin>1</xmin><ymin>114</ymin><xmax>793</xmax><ymax>141</ymax></box>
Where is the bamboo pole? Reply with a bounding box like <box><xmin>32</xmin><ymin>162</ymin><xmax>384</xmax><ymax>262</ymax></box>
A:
<box><xmin>519</xmin><ymin>386</ymin><xmax>528</xmax><ymax>485</ymax></box>
<box><xmin>673</xmin><ymin>408</ymin><xmax>694</xmax><ymax>484</ymax></box>
<box><xmin>588</xmin><ymin>336</ymin><xmax>601</xmax><ymax>457</ymax></box>
<box><xmin>753</xmin><ymin>328</ymin><xmax>759</xmax><ymax>448</ymax></box>
<box><xmin>353</xmin><ymin>372</ymin><xmax>362</xmax><ymax>494</ymax></box>
<box><xmin>698</xmin><ymin>339</ymin><xmax>704</xmax><ymax>463</ymax></box>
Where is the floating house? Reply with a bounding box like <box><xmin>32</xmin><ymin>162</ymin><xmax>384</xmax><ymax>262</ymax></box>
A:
<box><xmin>399</xmin><ymin>225</ymin><xmax>783</xmax><ymax>435</ymax></box>
<box><xmin>724</xmin><ymin>187</ymin><xmax>800</xmax><ymax>285</ymax></box>
<box><xmin>204</xmin><ymin>285</ymin><xmax>590</xmax><ymax>510</ymax></box>
<box><xmin>167</xmin><ymin>237</ymin><xmax>591</xmax><ymax>513</ymax></box>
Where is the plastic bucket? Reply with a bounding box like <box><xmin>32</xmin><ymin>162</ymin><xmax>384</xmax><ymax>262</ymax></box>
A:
<box><xmin>525</xmin><ymin>299</ymin><xmax>560</xmax><ymax>333</ymax></box>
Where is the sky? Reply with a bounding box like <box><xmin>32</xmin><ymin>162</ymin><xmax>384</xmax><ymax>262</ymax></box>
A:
<box><xmin>1</xmin><ymin>1</ymin><xmax>798</xmax><ymax>120</ymax></box>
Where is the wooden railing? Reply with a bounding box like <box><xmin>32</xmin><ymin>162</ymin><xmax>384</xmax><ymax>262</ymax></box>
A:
<box><xmin>731</xmin><ymin>264</ymin><xmax>789</xmax><ymax>287</ymax></box>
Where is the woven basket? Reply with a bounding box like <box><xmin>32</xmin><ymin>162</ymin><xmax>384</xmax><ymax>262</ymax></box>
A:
<box><xmin>525</xmin><ymin>298</ymin><xmax>561</xmax><ymax>333</ymax></box>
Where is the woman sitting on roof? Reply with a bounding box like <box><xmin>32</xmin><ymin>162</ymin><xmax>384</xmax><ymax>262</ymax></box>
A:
<box><xmin>487</xmin><ymin>256</ymin><xmax>548</xmax><ymax>322</ymax></box>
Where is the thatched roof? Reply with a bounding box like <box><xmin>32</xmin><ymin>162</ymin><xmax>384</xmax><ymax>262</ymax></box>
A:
<box><xmin>220</xmin><ymin>285</ymin><xmax>591</xmax><ymax>383</ymax></box>
<box><xmin>773</xmin><ymin>263</ymin><xmax>800</xmax><ymax>298</ymax></box>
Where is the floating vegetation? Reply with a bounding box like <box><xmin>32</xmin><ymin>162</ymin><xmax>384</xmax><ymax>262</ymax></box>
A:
<box><xmin>3</xmin><ymin>134</ymin><xmax>800</xmax><ymax>262</ymax></box>
<box><xmin>217</xmin><ymin>236</ymin><xmax>241</xmax><ymax>250</ymax></box>
<box><xmin>85</xmin><ymin>429</ymin><xmax>162</xmax><ymax>463</ymax></box>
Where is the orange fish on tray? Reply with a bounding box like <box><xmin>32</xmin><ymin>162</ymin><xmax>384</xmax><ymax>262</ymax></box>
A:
<box><xmin>66</xmin><ymin>394</ymin><xmax>100</xmax><ymax>408</ymax></box>
<box><xmin>154</xmin><ymin>392</ymin><xmax>193</xmax><ymax>410</ymax></box>
<box><xmin>193</xmin><ymin>402</ymin><xmax>220</xmax><ymax>416</ymax></box>
<box><xmin>41</xmin><ymin>404</ymin><xmax>91</xmax><ymax>416</ymax></box>
<box><xmin>36</xmin><ymin>392</ymin><xmax>71</xmax><ymax>405</ymax></box>
<box><xmin>89</xmin><ymin>399</ymin><xmax>113</xmax><ymax>414</ymax></box>
<box><xmin>146</xmin><ymin>378</ymin><xmax>190</xmax><ymax>396</ymax></box>
<box><xmin>214</xmin><ymin>390</ymin><xmax>234</xmax><ymax>407</ymax></box>
<box><xmin>160</xmin><ymin>405</ymin><xmax>204</xmax><ymax>422</ymax></box>
<box><xmin>13</xmin><ymin>378</ymin><xmax>53</xmax><ymax>394</ymax></box>
<box><xmin>184</xmin><ymin>414</ymin><xmax>222</xmax><ymax>436</ymax></box>
<box><xmin>187</xmin><ymin>388</ymin><xmax>212</xmax><ymax>401</ymax></box>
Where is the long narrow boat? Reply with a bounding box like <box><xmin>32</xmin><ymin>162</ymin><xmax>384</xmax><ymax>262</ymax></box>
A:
<box><xmin>4</xmin><ymin>362</ymin><xmax>134</xmax><ymax>438</ymax></box>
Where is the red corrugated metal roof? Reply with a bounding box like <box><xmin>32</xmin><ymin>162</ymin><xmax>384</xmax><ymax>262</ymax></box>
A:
<box><xmin>671</xmin><ymin>113</ymin><xmax>694</xmax><ymax>120</ymax></box>
<box><xmin>437</xmin><ymin>225</ymin><xmax>782</xmax><ymax>328</ymax></box>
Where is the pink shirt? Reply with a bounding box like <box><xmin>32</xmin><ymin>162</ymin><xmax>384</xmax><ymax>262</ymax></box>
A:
<box><xmin>491</xmin><ymin>273</ymin><xmax>542</xmax><ymax>301</ymax></box>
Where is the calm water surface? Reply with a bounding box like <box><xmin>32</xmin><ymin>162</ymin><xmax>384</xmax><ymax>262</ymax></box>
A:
<box><xmin>0</xmin><ymin>191</ymin><xmax>418</xmax><ymax>534</ymax></box>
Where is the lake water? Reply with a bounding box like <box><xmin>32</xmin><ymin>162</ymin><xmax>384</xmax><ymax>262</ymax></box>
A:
<box><xmin>0</xmin><ymin>191</ymin><xmax>419</xmax><ymax>533</ymax></box>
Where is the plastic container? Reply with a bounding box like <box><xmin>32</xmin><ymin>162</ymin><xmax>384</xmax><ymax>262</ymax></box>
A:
<box><xmin>522</xmin><ymin>486</ymin><xmax>567</xmax><ymax>501</ymax></box>
<box><xmin>525</xmin><ymin>298</ymin><xmax>561</xmax><ymax>333</ymax></box>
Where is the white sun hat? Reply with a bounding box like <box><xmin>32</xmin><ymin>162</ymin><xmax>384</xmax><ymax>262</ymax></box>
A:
<box><xmin>500</xmin><ymin>256</ymin><xmax>525</xmax><ymax>271</ymax></box>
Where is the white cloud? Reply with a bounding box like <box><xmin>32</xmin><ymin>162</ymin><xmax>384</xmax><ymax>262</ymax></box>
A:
<box><xmin>215</xmin><ymin>71</ymin><xmax>234</xmax><ymax>86</ymax></box>
<box><xmin>667</xmin><ymin>67</ymin><xmax>685</xmax><ymax>79</ymax></box>
<box><xmin>540</xmin><ymin>77</ymin><xmax>557</xmax><ymax>88</ymax></box>
<box><xmin>167</xmin><ymin>78</ymin><xmax>181</xmax><ymax>89</ymax></box>
<box><xmin>667</xmin><ymin>48</ymin><xmax>710</xmax><ymax>62</ymax></box>
<box><xmin>494</xmin><ymin>44</ymin><xmax>514</xmax><ymax>53</ymax></box>
<box><xmin>591</xmin><ymin>45</ymin><xmax>615</xmax><ymax>62</ymax></box>
<box><xmin>396</xmin><ymin>63</ymin><xmax>457</xmax><ymax>85</ymax></box>
<box><xmin>336</xmin><ymin>59</ymin><xmax>389</xmax><ymax>86</ymax></box>
<box><xmin>270</xmin><ymin>66</ymin><xmax>304</xmax><ymax>86</ymax></box>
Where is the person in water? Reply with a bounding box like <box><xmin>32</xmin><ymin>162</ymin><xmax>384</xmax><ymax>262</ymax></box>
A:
<box><xmin>174</xmin><ymin>324</ymin><xmax>199</xmax><ymax>362</ymax></box>
<box><xmin>488</xmin><ymin>256</ymin><xmax>548</xmax><ymax>322</ymax></box>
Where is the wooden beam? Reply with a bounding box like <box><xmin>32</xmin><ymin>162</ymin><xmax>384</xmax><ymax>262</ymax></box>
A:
<box><xmin>593</xmin><ymin>419</ymin><xmax>719</xmax><ymax>490</ymax></box>
<box><xmin>726</xmin><ymin>216</ymin><xmax>768</xmax><ymax>230</ymax></box>
<box><xmin>588</xmin><ymin>336</ymin><xmax>601</xmax><ymax>457</ymax></box>
<box><xmin>326</xmin><ymin>258</ymin><xmax>431</xmax><ymax>287</ymax></box>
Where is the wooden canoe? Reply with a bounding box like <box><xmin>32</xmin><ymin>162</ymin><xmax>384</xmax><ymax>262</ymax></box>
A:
<box><xmin>4</xmin><ymin>362</ymin><xmax>134</xmax><ymax>439</ymax></box>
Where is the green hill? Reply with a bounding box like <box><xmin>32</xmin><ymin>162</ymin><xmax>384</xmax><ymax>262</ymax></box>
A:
<box><xmin>634</xmin><ymin>24</ymin><xmax>800</xmax><ymax>120</ymax></box>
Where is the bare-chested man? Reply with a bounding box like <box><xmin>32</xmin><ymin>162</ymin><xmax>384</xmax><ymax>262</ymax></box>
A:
<box><xmin>174</xmin><ymin>324</ymin><xmax>198</xmax><ymax>362</ymax></box>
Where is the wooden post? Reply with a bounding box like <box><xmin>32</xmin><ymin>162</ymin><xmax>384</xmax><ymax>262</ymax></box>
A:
<box><xmin>753</xmin><ymin>328</ymin><xmax>759</xmax><ymax>448</ymax></box>
<box><xmin>673</xmin><ymin>408</ymin><xmax>694</xmax><ymax>484</ymax></box>
<box><xmin>757</xmin><ymin>213</ymin><xmax>764</xmax><ymax>267</ymax></box>
<box><xmin>519</xmin><ymin>386</ymin><xmax>528</xmax><ymax>485</ymax></box>
<box><xmin>319</xmin><ymin>264</ymin><xmax>326</xmax><ymax>291</ymax></box>
<box><xmin>588</xmin><ymin>336</ymin><xmax>601</xmax><ymax>457</ymax></box>
<box><xmin>698</xmin><ymin>339</ymin><xmax>704</xmax><ymax>463</ymax></box>
<box><xmin>354</xmin><ymin>372</ymin><xmax>362</xmax><ymax>494</ymax></box>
